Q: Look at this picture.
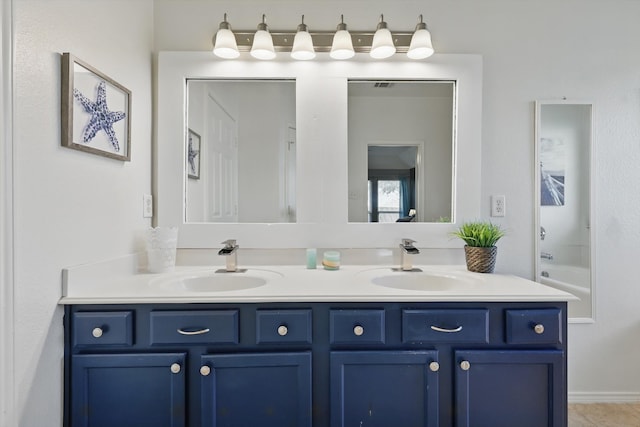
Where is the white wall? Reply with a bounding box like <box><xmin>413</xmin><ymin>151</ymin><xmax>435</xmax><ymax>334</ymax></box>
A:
<box><xmin>153</xmin><ymin>0</ymin><xmax>640</xmax><ymax>400</ymax></box>
<box><xmin>1</xmin><ymin>1</ymin><xmax>15</xmax><ymax>426</ymax></box>
<box><xmin>12</xmin><ymin>1</ymin><xmax>153</xmax><ymax>426</ymax></box>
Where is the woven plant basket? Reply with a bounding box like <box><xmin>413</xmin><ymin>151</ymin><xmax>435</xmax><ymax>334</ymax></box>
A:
<box><xmin>464</xmin><ymin>245</ymin><xmax>497</xmax><ymax>273</ymax></box>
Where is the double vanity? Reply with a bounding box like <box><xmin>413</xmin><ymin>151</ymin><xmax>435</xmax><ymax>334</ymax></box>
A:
<box><xmin>60</xmin><ymin>257</ymin><xmax>573</xmax><ymax>427</ymax></box>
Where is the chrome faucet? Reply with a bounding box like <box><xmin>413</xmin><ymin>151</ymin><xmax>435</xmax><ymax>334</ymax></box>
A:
<box><xmin>218</xmin><ymin>239</ymin><xmax>239</xmax><ymax>272</ymax></box>
<box><xmin>540</xmin><ymin>252</ymin><xmax>553</xmax><ymax>260</ymax></box>
<box><xmin>399</xmin><ymin>238</ymin><xmax>420</xmax><ymax>271</ymax></box>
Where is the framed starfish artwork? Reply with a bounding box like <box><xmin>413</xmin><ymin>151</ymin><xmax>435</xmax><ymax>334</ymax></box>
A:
<box><xmin>61</xmin><ymin>53</ymin><xmax>131</xmax><ymax>161</ymax></box>
<box><xmin>187</xmin><ymin>129</ymin><xmax>201</xmax><ymax>179</ymax></box>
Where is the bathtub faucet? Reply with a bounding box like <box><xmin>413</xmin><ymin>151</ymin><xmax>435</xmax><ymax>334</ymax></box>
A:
<box><xmin>540</xmin><ymin>252</ymin><xmax>554</xmax><ymax>260</ymax></box>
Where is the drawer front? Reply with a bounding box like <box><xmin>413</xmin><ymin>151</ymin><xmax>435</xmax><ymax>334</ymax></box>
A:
<box><xmin>150</xmin><ymin>310</ymin><xmax>239</xmax><ymax>345</ymax></box>
<box><xmin>330</xmin><ymin>309</ymin><xmax>385</xmax><ymax>345</ymax></box>
<box><xmin>402</xmin><ymin>309</ymin><xmax>489</xmax><ymax>343</ymax></box>
<box><xmin>256</xmin><ymin>309</ymin><xmax>312</xmax><ymax>344</ymax></box>
<box><xmin>72</xmin><ymin>311</ymin><xmax>133</xmax><ymax>347</ymax></box>
<box><xmin>505</xmin><ymin>308</ymin><xmax>562</xmax><ymax>344</ymax></box>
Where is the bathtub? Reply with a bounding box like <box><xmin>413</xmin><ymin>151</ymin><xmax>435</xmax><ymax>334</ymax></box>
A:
<box><xmin>540</xmin><ymin>263</ymin><xmax>592</xmax><ymax>318</ymax></box>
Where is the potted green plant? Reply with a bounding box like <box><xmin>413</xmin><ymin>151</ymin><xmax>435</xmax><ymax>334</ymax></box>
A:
<box><xmin>451</xmin><ymin>221</ymin><xmax>506</xmax><ymax>273</ymax></box>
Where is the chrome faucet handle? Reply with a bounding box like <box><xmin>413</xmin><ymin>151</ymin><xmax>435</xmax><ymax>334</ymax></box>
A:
<box><xmin>221</xmin><ymin>239</ymin><xmax>237</xmax><ymax>248</ymax></box>
<box><xmin>401</xmin><ymin>238</ymin><xmax>417</xmax><ymax>246</ymax></box>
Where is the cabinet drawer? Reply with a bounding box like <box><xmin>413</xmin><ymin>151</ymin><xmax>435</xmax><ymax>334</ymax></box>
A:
<box><xmin>256</xmin><ymin>309</ymin><xmax>312</xmax><ymax>344</ymax></box>
<box><xmin>330</xmin><ymin>309</ymin><xmax>385</xmax><ymax>345</ymax></box>
<box><xmin>402</xmin><ymin>309</ymin><xmax>489</xmax><ymax>343</ymax></box>
<box><xmin>150</xmin><ymin>310</ymin><xmax>238</xmax><ymax>345</ymax></box>
<box><xmin>505</xmin><ymin>309</ymin><xmax>562</xmax><ymax>344</ymax></box>
<box><xmin>72</xmin><ymin>311</ymin><xmax>133</xmax><ymax>347</ymax></box>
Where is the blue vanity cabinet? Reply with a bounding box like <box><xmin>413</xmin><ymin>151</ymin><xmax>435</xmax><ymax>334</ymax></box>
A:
<box><xmin>70</xmin><ymin>353</ymin><xmax>186</xmax><ymax>427</ymax></box>
<box><xmin>454</xmin><ymin>350</ymin><xmax>565</xmax><ymax>427</ymax></box>
<box><xmin>330</xmin><ymin>350</ymin><xmax>440</xmax><ymax>427</ymax></box>
<box><xmin>200</xmin><ymin>352</ymin><xmax>312</xmax><ymax>427</ymax></box>
<box><xmin>64</xmin><ymin>302</ymin><xmax>567</xmax><ymax>427</ymax></box>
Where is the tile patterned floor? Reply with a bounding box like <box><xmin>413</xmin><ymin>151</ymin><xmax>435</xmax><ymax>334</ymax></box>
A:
<box><xmin>569</xmin><ymin>403</ymin><xmax>640</xmax><ymax>427</ymax></box>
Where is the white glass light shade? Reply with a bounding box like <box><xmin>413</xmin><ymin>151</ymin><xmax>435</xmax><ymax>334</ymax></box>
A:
<box><xmin>291</xmin><ymin>30</ymin><xmax>315</xmax><ymax>60</ymax></box>
<box><xmin>370</xmin><ymin>27</ymin><xmax>396</xmax><ymax>59</ymax></box>
<box><xmin>213</xmin><ymin>28</ymin><xmax>240</xmax><ymax>59</ymax></box>
<box><xmin>251</xmin><ymin>29</ymin><xmax>276</xmax><ymax>60</ymax></box>
<box><xmin>407</xmin><ymin>28</ymin><xmax>434</xmax><ymax>59</ymax></box>
<box><xmin>330</xmin><ymin>29</ymin><xmax>355</xmax><ymax>60</ymax></box>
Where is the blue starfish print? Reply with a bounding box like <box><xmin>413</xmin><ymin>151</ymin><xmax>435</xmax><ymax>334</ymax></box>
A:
<box><xmin>187</xmin><ymin>134</ymin><xmax>199</xmax><ymax>175</ymax></box>
<box><xmin>73</xmin><ymin>81</ymin><xmax>126</xmax><ymax>152</ymax></box>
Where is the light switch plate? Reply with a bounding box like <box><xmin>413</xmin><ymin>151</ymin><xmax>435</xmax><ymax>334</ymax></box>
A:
<box><xmin>143</xmin><ymin>194</ymin><xmax>153</xmax><ymax>218</ymax></box>
<box><xmin>491</xmin><ymin>195</ymin><xmax>505</xmax><ymax>217</ymax></box>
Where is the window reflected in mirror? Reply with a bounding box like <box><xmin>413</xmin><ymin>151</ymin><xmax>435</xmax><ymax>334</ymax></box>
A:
<box><xmin>186</xmin><ymin>80</ymin><xmax>296</xmax><ymax>223</ymax></box>
<box><xmin>347</xmin><ymin>80</ymin><xmax>455</xmax><ymax>223</ymax></box>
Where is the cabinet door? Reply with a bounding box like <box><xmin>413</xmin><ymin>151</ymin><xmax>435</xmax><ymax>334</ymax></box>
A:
<box><xmin>70</xmin><ymin>353</ymin><xmax>186</xmax><ymax>427</ymax></box>
<box><xmin>455</xmin><ymin>350</ymin><xmax>565</xmax><ymax>427</ymax></box>
<box><xmin>201</xmin><ymin>352</ymin><xmax>312</xmax><ymax>427</ymax></box>
<box><xmin>331</xmin><ymin>351</ymin><xmax>439</xmax><ymax>427</ymax></box>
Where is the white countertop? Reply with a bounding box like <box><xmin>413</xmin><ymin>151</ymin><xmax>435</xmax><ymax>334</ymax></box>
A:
<box><xmin>59</xmin><ymin>255</ymin><xmax>576</xmax><ymax>305</ymax></box>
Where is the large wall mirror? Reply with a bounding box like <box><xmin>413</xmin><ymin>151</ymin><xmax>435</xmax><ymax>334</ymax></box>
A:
<box><xmin>156</xmin><ymin>52</ymin><xmax>482</xmax><ymax>248</ymax></box>
<box><xmin>348</xmin><ymin>80</ymin><xmax>455</xmax><ymax>223</ymax></box>
<box><xmin>186</xmin><ymin>80</ymin><xmax>296</xmax><ymax>223</ymax></box>
<box><xmin>535</xmin><ymin>101</ymin><xmax>595</xmax><ymax>321</ymax></box>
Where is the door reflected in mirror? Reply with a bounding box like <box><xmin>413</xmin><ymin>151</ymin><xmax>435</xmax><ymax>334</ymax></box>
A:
<box><xmin>347</xmin><ymin>80</ymin><xmax>455</xmax><ymax>223</ymax></box>
<box><xmin>186</xmin><ymin>79</ymin><xmax>296</xmax><ymax>223</ymax></box>
<box><xmin>535</xmin><ymin>102</ymin><xmax>594</xmax><ymax>321</ymax></box>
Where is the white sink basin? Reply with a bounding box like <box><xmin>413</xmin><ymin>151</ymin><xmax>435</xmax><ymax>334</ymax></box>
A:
<box><xmin>361</xmin><ymin>269</ymin><xmax>480</xmax><ymax>292</ymax></box>
<box><xmin>150</xmin><ymin>269</ymin><xmax>282</xmax><ymax>292</ymax></box>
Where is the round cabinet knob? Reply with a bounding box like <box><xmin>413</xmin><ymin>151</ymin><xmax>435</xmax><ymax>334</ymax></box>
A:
<box><xmin>429</xmin><ymin>361</ymin><xmax>440</xmax><ymax>372</ymax></box>
<box><xmin>92</xmin><ymin>327</ymin><xmax>103</xmax><ymax>338</ymax></box>
<box><xmin>534</xmin><ymin>324</ymin><xmax>545</xmax><ymax>335</ymax></box>
<box><xmin>170</xmin><ymin>363</ymin><xmax>181</xmax><ymax>374</ymax></box>
<box><xmin>353</xmin><ymin>325</ymin><xmax>364</xmax><ymax>336</ymax></box>
<box><xmin>200</xmin><ymin>366</ymin><xmax>211</xmax><ymax>376</ymax></box>
<box><xmin>277</xmin><ymin>325</ymin><xmax>288</xmax><ymax>336</ymax></box>
<box><xmin>460</xmin><ymin>360</ymin><xmax>471</xmax><ymax>371</ymax></box>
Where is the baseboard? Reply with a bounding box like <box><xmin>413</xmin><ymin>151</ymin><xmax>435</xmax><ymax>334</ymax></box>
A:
<box><xmin>569</xmin><ymin>392</ymin><xmax>640</xmax><ymax>403</ymax></box>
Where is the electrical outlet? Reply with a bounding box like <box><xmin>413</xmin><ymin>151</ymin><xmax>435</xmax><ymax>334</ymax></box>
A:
<box><xmin>143</xmin><ymin>194</ymin><xmax>153</xmax><ymax>218</ymax></box>
<box><xmin>491</xmin><ymin>195</ymin><xmax>506</xmax><ymax>217</ymax></box>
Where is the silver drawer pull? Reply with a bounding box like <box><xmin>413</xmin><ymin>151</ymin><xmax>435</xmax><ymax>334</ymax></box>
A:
<box><xmin>534</xmin><ymin>324</ymin><xmax>545</xmax><ymax>335</ymax></box>
<box><xmin>170</xmin><ymin>363</ymin><xmax>181</xmax><ymax>374</ymax></box>
<box><xmin>92</xmin><ymin>327</ymin><xmax>104</xmax><ymax>338</ymax></box>
<box><xmin>353</xmin><ymin>325</ymin><xmax>364</xmax><ymax>336</ymax></box>
<box><xmin>460</xmin><ymin>360</ymin><xmax>471</xmax><ymax>371</ymax></box>
<box><xmin>277</xmin><ymin>325</ymin><xmax>288</xmax><ymax>336</ymax></box>
<box><xmin>429</xmin><ymin>361</ymin><xmax>440</xmax><ymax>372</ymax></box>
<box><xmin>177</xmin><ymin>328</ymin><xmax>211</xmax><ymax>336</ymax></box>
<box><xmin>430</xmin><ymin>325</ymin><xmax>463</xmax><ymax>333</ymax></box>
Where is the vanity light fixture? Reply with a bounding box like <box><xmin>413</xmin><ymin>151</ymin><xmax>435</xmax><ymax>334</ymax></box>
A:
<box><xmin>291</xmin><ymin>15</ymin><xmax>316</xmax><ymax>60</ymax></box>
<box><xmin>330</xmin><ymin>15</ymin><xmax>355</xmax><ymax>60</ymax></box>
<box><xmin>212</xmin><ymin>13</ymin><xmax>240</xmax><ymax>59</ymax></box>
<box><xmin>250</xmin><ymin>14</ymin><xmax>276</xmax><ymax>60</ymax></box>
<box><xmin>407</xmin><ymin>15</ymin><xmax>434</xmax><ymax>60</ymax></box>
<box><xmin>212</xmin><ymin>14</ymin><xmax>436</xmax><ymax>60</ymax></box>
<box><xmin>370</xmin><ymin>14</ymin><xmax>396</xmax><ymax>59</ymax></box>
